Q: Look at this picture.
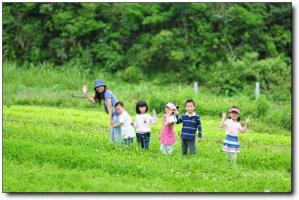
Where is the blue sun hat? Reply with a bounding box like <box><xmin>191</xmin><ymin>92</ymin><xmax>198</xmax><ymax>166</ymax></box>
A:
<box><xmin>94</xmin><ymin>80</ymin><xmax>106</xmax><ymax>90</ymax></box>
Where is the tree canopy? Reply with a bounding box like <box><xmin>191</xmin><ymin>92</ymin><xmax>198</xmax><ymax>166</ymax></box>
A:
<box><xmin>2</xmin><ymin>3</ymin><xmax>292</xmax><ymax>99</ymax></box>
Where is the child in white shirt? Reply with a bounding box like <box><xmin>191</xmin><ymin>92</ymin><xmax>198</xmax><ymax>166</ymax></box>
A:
<box><xmin>113</xmin><ymin>102</ymin><xmax>135</xmax><ymax>146</ymax></box>
<box><xmin>134</xmin><ymin>100</ymin><xmax>157</xmax><ymax>149</ymax></box>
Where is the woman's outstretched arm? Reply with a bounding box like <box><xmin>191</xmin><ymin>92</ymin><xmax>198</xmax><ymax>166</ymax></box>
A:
<box><xmin>82</xmin><ymin>85</ymin><xmax>96</xmax><ymax>104</ymax></box>
<box><xmin>106</xmin><ymin>98</ymin><xmax>113</xmax><ymax>126</ymax></box>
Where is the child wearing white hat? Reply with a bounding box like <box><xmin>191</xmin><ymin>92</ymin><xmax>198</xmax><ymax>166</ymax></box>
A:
<box><xmin>159</xmin><ymin>102</ymin><xmax>177</xmax><ymax>155</ymax></box>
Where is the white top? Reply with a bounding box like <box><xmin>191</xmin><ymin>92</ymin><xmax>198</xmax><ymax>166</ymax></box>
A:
<box><xmin>134</xmin><ymin>113</ymin><xmax>157</xmax><ymax>133</ymax></box>
<box><xmin>185</xmin><ymin>112</ymin><xmax>196</xmax><ymax>116</ymax></box>
<box><xmin>224</xmin><ymin>119</ymin><xmax>242</xmax><ymax>136</ymax></box>
<box><xmin>165</xmin><ymin>114</ymin><xmax>177</xmax><ymax>125</ymax></box>
<box><xmin>118</xmin><ymin>111</ymin><xmax>135</xmax><ymax>139</ymax></box>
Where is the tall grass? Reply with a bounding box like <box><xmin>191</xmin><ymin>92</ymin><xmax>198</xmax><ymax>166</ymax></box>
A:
<box><xmin>3</xmin><ymin>62</ymin><xmax>291</xmax><ymax>131</ymax></box>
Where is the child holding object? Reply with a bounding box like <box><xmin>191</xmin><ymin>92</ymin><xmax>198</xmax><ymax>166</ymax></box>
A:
<box><xmin>113</xmin><ymin>102</ymin><xmax>136</xmax><ymax>146</ymax></box>
<box><xmin>220</xmin><ymin>106</ymin><xmax>250</xmax><ymax>161</ymax></box>
<box><xmin>159</xmin><ymin>103</ymin><xmax>177</xmax><ymax>155</ymax></box>
<box><xmin>134</xmin><ymin>100</ymin><xmax>157</xmax><ymax>150</ymax></box>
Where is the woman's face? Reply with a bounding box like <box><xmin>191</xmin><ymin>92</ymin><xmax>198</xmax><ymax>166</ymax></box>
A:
<box><xmin>230</xmin><ymin>111</ymin><xmax>239</xmax><ymax>120</ymax></box>
<box><xmin>95</xmin><ymin>86</ymin><xmax>105</xmax><ymax>93</ymax></box>
<box><xmin>139</xmin><ymin>106</ymin><xmax>147</xmax><ymax>114</ymax></box>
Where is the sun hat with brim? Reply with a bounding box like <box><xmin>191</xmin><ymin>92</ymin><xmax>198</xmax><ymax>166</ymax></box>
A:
<box><xmin>230</xmin><ymin>108</ymin><xmax>240</xmax><ymax>114</ymax></box>
<box><xmin>166</xmin><ymin>102</ymin><xmax>176</xmax><ymax>110</ymax></box>
<box><xmin>94</xmin><ymin>80</ymin><xmax>106</xmax><ymax>89</ymax></box>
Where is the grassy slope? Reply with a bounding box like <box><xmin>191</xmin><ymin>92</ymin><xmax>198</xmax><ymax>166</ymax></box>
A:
<box><xmin>3</xmin><ymin>105</ymin><xmax>291</xmax><ymax>192</ymax></box>
<box><xmin>3</xmin><ymin>62</ymin><xmax>291</xmax><ymax>133</ymax></box>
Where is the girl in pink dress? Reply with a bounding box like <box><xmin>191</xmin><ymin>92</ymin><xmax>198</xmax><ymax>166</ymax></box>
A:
<box><xmin>160</xmin><ymin>103</ymin><xmax>177</xmax><ymax>154</ymax></box>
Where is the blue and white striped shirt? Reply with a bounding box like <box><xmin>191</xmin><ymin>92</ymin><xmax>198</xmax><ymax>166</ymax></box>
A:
<box><xmin>176</xmin><ymin>112</ymin><xmax>202</xmax><ymax>140</ymax></box>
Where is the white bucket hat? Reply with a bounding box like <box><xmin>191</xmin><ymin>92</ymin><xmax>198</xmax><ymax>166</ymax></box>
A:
<box><xmin>166</xmin><ymin>102</ymin><xmax>176</xmax><ymax>110</ymax></box>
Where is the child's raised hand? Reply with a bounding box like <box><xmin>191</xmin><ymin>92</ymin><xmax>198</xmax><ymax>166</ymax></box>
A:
<box><xmin>153</xmin><ymin>109</ymin><xmax>156</xmax><ymax>116</ymax></box>
<box><xmin>222</xmin><ymin>112</ymin><xmax>227</xmax><ymax>119</ymax></box>
<box><xmin>245</xmin><ymin>117</ymin><xmax>250</xmax><ymax>124</ymax></box>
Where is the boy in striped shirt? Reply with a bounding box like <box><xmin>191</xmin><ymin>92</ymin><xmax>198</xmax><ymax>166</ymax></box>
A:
<box><xmin>176</xmin><ymin>99</ymin><xmax>202</xmax><ymax>155</ymax></box>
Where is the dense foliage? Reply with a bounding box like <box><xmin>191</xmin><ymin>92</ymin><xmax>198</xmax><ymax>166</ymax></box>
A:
<box><xmin>3</xmin><ymin>3</ymin><xmax>291</xmax><ymax>98</ymax></box>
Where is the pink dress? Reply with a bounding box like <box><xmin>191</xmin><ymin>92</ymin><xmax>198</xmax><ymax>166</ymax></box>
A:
<box><xmin>160</xmin><ymin>114</ymin><xmax>176</xmax><ymax>145</ymax></box>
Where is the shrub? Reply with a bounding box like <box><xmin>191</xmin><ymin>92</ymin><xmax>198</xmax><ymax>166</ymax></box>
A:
<box><xmin>148</xmin><ymin>96</ymin><xmax>166</xmax><ymax>114</ymax></box>
<box><xmin>256</xmin><ymin>96</ymin><xmax>271</xmax><ymax>116</ymax></box>
<box><xmin>117</xmin><ymin>66</ymin><xmax>144</xmax><ymax>83</ymax></box>
<box><xmin>265</xmin><ymin>104</ymin><xmax>291</xmax><ymax>130</ymax></box>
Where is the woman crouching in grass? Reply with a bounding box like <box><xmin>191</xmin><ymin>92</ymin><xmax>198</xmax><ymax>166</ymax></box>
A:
<box><xmin>82</xmin><ymin>80</ymin><xmax>121</xmax><ymax>144</ymax></box>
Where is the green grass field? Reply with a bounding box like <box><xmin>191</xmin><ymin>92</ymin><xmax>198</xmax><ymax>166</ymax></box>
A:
<box><xmin>3</xmin><ymin>105</ymin><xmax>291</xmax><ymax>192</ymax></box>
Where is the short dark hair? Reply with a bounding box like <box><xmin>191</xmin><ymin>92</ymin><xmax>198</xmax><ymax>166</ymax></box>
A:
<box><xmin>185</xmin><ymin>99</ymin><xmax>196</xmax><ymax>107</ymax></box>
<box><xmin>115</xmin><ymin>101</ymin><xmax>124</xmax><ymax>108</ymax></box>
<box><xmin>136</xmin><ymin>100</ymin><xmax>148</xmax><ymax>114</ymax></box>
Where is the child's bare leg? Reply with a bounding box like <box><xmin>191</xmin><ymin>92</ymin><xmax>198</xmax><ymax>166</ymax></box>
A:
<box><xmin>226</xmin><ymin>152</ymin><xmax>231</xmax><ymax>159</ymax></box>
<box><xmin>232</xmin><ymin>152</ymin><xmax>237</xmax><ymax>160</ymax></box>
<box><xmin>160</xmin><ymin>144</ymin><xmax>166</xmax><ymax>154</ymax></box>
<box><xmin>167</xmin><ymin>145</ymin><xmax>173</xmax><ymax>154</ymax></box>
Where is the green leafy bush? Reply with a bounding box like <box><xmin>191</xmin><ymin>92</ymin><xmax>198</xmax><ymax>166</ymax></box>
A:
<box><xmin>256</xmin><ymin>96</ymin><xmax>271</xmax><ymax>116</ymax></box>
<box><xmin>266</xmin><ymin>104</ymin><xmax>291</xmax><ymax>130</ymax></box>
<box><xmin>117</xmin><ymin>66</ymin><xmax>144</xmax><ymax>83</ymax></box>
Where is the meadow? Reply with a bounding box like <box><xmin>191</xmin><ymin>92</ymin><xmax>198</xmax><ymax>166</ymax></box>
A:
<box><xmin>2</xmin><ymin>62</ymin><xmax>292</xmax><ymax>192</ymax></box>
<box><xmin>2</xmin><ymin>2</ymin><xmax>292</xmax><ymax>193</ymax></box>
<box><xmin>3</xmin><ymin>105</ymin><xmax>291</xmax><ymax>192</ymax></box>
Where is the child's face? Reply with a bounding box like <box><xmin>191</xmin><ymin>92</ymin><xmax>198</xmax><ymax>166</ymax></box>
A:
<box><xmin>115</xmin><ymin>105</ymin><xmax>124</xmax><ymax>115</ymax></box>
<box><xmin>139</xmin><ymin>106</ymin><xmax>147</xmax><ymax>114</ymax></box>
<box><xmin>165</xmin><ymin>107</ymin><xmax>173</xmax><ymax>115</ymax></box>
<box><xmin>230</xmin><ymin>111</ymin><xmax>239</xmax><ymax>120</ymax></box>
<box><xmin>185</xmin><ymin>102</ymin><xmax>195</xmax><ymax>113</ymax></box>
